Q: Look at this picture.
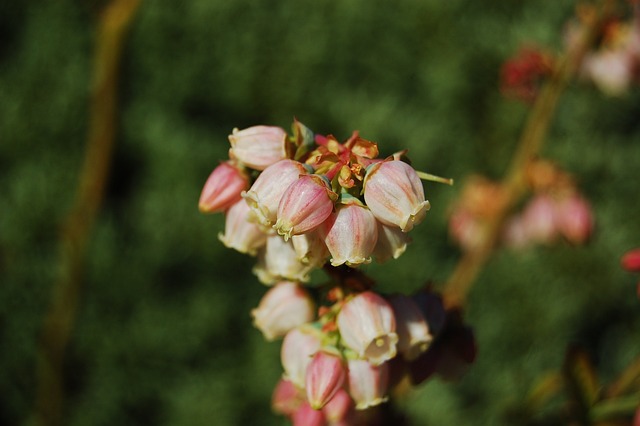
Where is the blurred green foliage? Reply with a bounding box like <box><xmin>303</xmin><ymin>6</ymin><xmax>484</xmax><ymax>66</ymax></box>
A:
<box><xmin>1</xmin><ymin>0</ymin><xmax>639</xmax><ymax>425</ymax></box>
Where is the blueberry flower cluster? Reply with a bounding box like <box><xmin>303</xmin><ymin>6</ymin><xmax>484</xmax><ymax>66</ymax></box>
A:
<box><xmin>200</xmin><ymin>120</ymin><xmax>430</xmax><ymax>284</ymax></box>
<box><xmin>199</xmin><ymin>120</ymin><xmax>463</xmax><ymax>424</ymax></box>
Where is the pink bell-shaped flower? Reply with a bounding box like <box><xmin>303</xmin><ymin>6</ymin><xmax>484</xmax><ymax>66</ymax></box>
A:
<box><xmin>243</xmin><ymin>159</ymin><xmax>309</xmax><ymax>227</ymax></box>
<box><xmin>363</xmin><ymin>160</ymin><xmax>430</xmax><ymax>232</ymax></box>
<box><xmin>251</xmin><ymin>281</ymin><xmax>316</xmax><ymax>341</ymax></box>
<box><xmin>322</xmin><ymin>389</ymin><xmax>353</xmax><ymax>424</ymax></box>
<box><xmin>292</xmin><ymin>402</ymin><xmax>326</xmax><ymax>426</ymax></box>
<box><xmin>218</xmin><ymin>199</ymin><xmax>267</xmax><ymax>256</ymax></box>
<box><xmin>228</xmin><ymin>125</ymin><xmax>288</xmax><ymax>170</ymax></box>
<box><xmin>337</xmin><ymin>292</ymin><xmax>398</xmax><ymax>366</ymax></box>
<box><xmin>271</xmin><ymin>379</ymin><xmax>303</xmax><ymax>417</ymax></box>
<box><xmin>291</xmin><ymin>231</ymin><xmax>329</xmax><ymax>267</ymax></box>
<box><xmin>306</xmin><ymin>351</ymin><xmax>347</xmax><ymax>410</ymax></box>
<box><xmin>388</xmin><ymin>294</ymin><xmax>432</xmax><ymax>361</ymax></box>
<box><xmin>321</xmin><ymin>201</ymin><xmax>378</xmax><ymax>267</ymax></box>
<box><xmin>346</xmin><ymin>359</ymin><xmax>389</xmax><ymax>410</ymax></box>
<box><xmin>253</xmin><ymin>235</ymin><xmax>315</xmax><ymax>284</ymax></box>
<box><xmin>274</xmin><ymin>175</ymin><xmax>338</xmax><ymax>240</ymax></box>
<box><xmin>281</xmin><ymin>326</ymin><xmax>323</xmax><ymax>388</ymax></box>
<box><xmin>373</xmin><ymin>221</ymin><xmax>411</xmax><ymax>263</ymax></box>
<box><xmin>198</xmin><ymin>161</ymin><xmax>249</xmax><ymax>213</ymax></box>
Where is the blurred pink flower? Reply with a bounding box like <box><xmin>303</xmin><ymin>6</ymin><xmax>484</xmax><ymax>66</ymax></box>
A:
<box><xmin>347</xmin><ymin>359</ymin><xmax>389</xmax><ymax>410</ymax></box>
<box><xmin>218</xmin><ymin>199</ymin><xmax>267</xmax><ymax>256</ymax></box>
<box><xmin>306</xmin><ymin>351</ymin><xmax>346</xmax><ymax>410</ymax></box>
<box><xmin>281</xmin><ymin>327</ymin><xmax>323</xmax><ymax>388</ymax></box>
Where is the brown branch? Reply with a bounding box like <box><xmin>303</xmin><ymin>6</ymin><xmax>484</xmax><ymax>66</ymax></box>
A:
<box><xmin>32</xmin><ymin>1</ymin><xmax>141</xmax><ymax>425</ymax></box>
<box><xmin>442</xmin><ymin>1</ymin><xmax>614</xmax><ymax>309</ymax></box>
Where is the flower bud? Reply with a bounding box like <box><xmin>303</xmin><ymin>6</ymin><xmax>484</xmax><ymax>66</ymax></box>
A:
<box><xmin>292</xmin><ymin>402</ymin><xmax>326</xmax><ymax>426</ymax></box>
<box><xmin>271</xmin><ymin>379</ymin><xmax>303</xmax><ymax>416</ymax></box>
<box><xmin>321</xmin><ymin>202</ymin><xmax>378</xmax><ymax>267</ymax></box>
<box><xmin>363</xmin><ymin>160</ymin><xmax>430</xmax><ymax>232</ymax></box>
<box><xmin>337</xmin><ymin>292</ymin><xmax>398</xmax><ymax>366</ymax></box>
<box><xmin>218</xmin><ymin>199</ymin><xmax>267</xmax><ymax>256</ymax></box>
<box><xmin>346</xmin><ymin>359</ymin><xmax>389</xmax><ymax>410</ymax></box>
<box><xmin>306</xmin><ymin>351</ymin><xmax>346</xmax><ymax>410</ymax></box>
<box><xmin>555</xmin><ymin>194</ymin><xmax>593</xmax><ymax>245</ymax></box>
<box><xmin>253</xmin><ymin>235</ymin><xmax>315</xmax><ymax>284</ymax></box>
<box><xmin>281</xmin><ymin>327</ymin><xmax>323</xmax><ymax>388</ymax></box>
<box><xmin>243</xmin><ymin>159</ymin><xmax>309</xmax><ymax>227</ymax></box>
<box><xmin>388</xmin><ymin>294</ymin><xmax>432</xmax><ymax>361</ymax></box>
<box><xmin>275</xmin><ymin>175</ymin><xmax>338</xmax><ymax>240</ymax></box>
<box><xmin>322</xmin><ymin>389</ymin><xmax>353</xmax><ymax>424</ymax></box>
<box><xmin>251</xmin><ymin>281</ymin><xmax>316</xmax><ymax>341</ymax></box>
<box><xmin>228</xmin><ymin>125</ymin><xmax>288</xmax><ymax>170</ymax></box>
<box><xmin>373</xmin><ymin>220</ymin><xmax>410</xmax><ymax>263</ymax></box>
<box><xmin>199</xmin><ymin>162</ymin><xmax>249</xmax><ymax>213</ymax></box>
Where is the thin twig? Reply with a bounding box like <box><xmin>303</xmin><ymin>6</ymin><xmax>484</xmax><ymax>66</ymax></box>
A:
<box><xmin>32</xmin><ymin>1</ymin><xmax>141</xmax><ymax>425</ymax></box>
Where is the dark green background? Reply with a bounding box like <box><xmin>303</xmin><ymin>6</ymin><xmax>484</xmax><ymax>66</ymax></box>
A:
<box><xmin>2</xmin><ymin>0</ymin><xmax>639</xmax><ymax>425</ymax></box>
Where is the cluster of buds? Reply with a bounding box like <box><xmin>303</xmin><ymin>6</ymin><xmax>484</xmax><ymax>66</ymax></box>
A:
<box><xmin>199</xmin><ymin>120</ymin><xmax>436</xmax><ymax>283</ymax></box>
<box><xmin>448</xmin><ymin>159</ymin><xmax>594</xmax><ymax>252</ymax></box>
<box><xmin>199</xmin><ymin>120</ymin><xmax>465</xmax><ymax>424</ymax></box>
<box><xmin>262</xmin><ymin>284</ymin><xmax>475</xmax><ymax>425</ymax></box>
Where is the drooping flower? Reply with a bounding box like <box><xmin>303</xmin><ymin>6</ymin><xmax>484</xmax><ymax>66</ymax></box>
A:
<box><xmin>291</xmin><ymin>231</ymin><xmax>329</xmax><ymax>267</ymax></box>
<box><xmin>243</xmin><ymin>159</ymin><xmax>310</xmax><ymax>227</ymax></box>
<box><xmin>198</xmin><ymin>161</ymin><xmax>249</xmax><ymax>213</ymax></box>
<box><xmin>388</xmin><ymin>294</ymin><xmax>432</xmax><ymax>361</ymax></box>
<box><xmin>291</xmin><ymin>402</ymin><xmax>326</xmax><ymax>426</ymax></box>
<box><xmin>337</xmin><ymin>292</ymin><xmax>398</xmax><ymax>365</ymax></box>
<box><xmin>272</xmin><ymin>379</ymin><xmax>303</xmax><ymax>417</ymax></box>
<box><xmin>253</xmin><ymin>234</ymin><xmax>315</xmax><ymax>284</ymax></box>
<box><xmin>228</xmin><ymin>125</ymin><xmax>289</xmax><ymax>170</ymax></box>
<box><xmin>346</xmin><ymin>359</ymin><xmax>389</xmax><ymax>410</ymax></box>
<box><xmin>321</xmin><ymin>201</ymin><xmax>378</xmax><ymax>267</ymax></box>
<box><xmin>363</xmin><ymin>160</ymin><xmax>430</xmax><ymax>232</ymax></box>
<box><xmin>521</xmin><ymin>194</ymin><xmax>558</xmax><ymax>244</ymax></box>
<box><xmin>281</xmin><ymin>326</ymin><xmax>323</xmax><ymax>388</ymax></box>
<box><xmin>218</xmin><ymin>199</ymin><xmax>268</xmax><ymax>256</ymax></box>
<box><xmin>322</xmin><ymin>389</ymin><xmax>353</xmax><ymax>424</ymax></box>
<box><xmin>306</xmin><ymin>351</ymin><xmax>347</xmax><ymax>410</ymax></box>
<box><xmin>251</xmin><ymin>281</ymin><xmax>316</xmax><ymax>341</ymax></box>
<box><xmin>373</xmin><ymin>221</ymin><xmax>411</xmax><ymax>263</ymax></box>
<box><xmin>275</xmin><ymin>175</ymin><xmax>338</xmax><ymax>240</ymax></box>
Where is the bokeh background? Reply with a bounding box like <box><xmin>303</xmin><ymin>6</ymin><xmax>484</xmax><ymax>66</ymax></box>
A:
<box><xmin>2</xmin><ymin>0</ymin><xmax>639</xmax><ymax>425</ymax></box>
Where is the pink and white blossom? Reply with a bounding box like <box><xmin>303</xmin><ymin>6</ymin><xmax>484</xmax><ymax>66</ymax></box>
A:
<box><xmin>322</xmin><ymin>389</ymin><xmax>353</xmax><ymax>424</ymax></box>
<box><xmin>198</xmin><ymin>161</ymin><xmax>249</xmax><ymax>213</ymax></box>
<box><xmin>306</xmin><ymin>351</ymin><xmax>346</xmax><ymax>410</ymax></box>
<box><xmin>337</xmin><ymin>292</ymin><xmax>398</xmax><ymax>365</ymax></box>
<box><xmin>243</xmin><ymin>159</ymin><xmax>309</xmax><ymax>227</ymax></box>
<box><xmin>228</xmin><ymin>125</ymin><xmax>288</xmax><ymax>170</ymax></box>
<box><xmin>271</xmin><ymin>379</ymin><xmax>303</xmax><ymax>416</ymax></box>
<box><xmin>346</xmin><ymin>359</ymin><xmax>389</xmax><ymax>410</ymax></box>
<box><xmin>275</xmin><ymin>175</ymin><xmax>338</xmax><ymax>240</ymax></box>
<box><xmin>321</xmin><ymin>202</ymin><xmax>378</xmax><ymax>267</ymax></box>
<box><xmin>363</xmin><ymin>160</ymin><xmax>430</xmax><ymax>232</ymax></box>
<box><xmin>218</xmin><ymin>199</ymin><xmax>267</xmax><ymax>256</ymax></box>
<box><xmin>251</xmin><ymin>281</ymin><xmax>315</xmax><ymax>341</ymax></box>
<box><xmin>388</xmin><ymin>294</ymin><xmax>432</xmax><ymax>361</ymax></box>
<box><xmin>281</xmin><ymin>327</ymin><xmax>323</xmax><ymax>388</ymax></box>
<box><xmin>253</xmin><ymin>235</ymin><xmax>315</xmax><ymax>284</ymax></box>
<box><xmin>373</xmin><ymin>221</ymin><xmax>411</xmax><ymax>262</ymax></box>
